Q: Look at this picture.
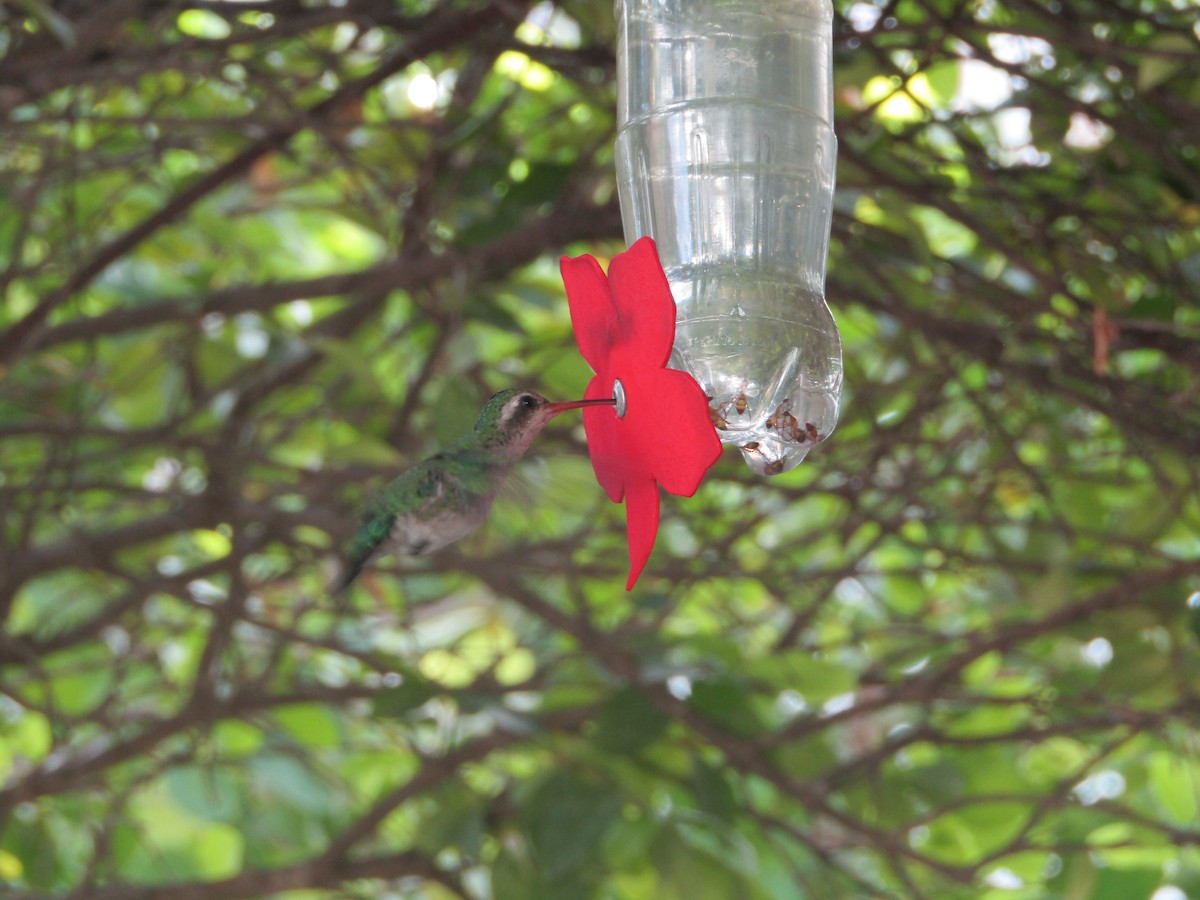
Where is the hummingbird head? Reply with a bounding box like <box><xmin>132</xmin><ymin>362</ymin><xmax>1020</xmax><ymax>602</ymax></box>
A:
<box><xmin>475</xmin><ymin>389</ymin><xmax>613</xmax><ymax>459</ymax></box>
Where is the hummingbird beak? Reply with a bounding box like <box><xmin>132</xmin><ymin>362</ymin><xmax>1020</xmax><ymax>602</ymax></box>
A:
<box><xmin>547</xmin><ymin>397</ymin><xmax>617</xmax><ymax>415</ymax></box>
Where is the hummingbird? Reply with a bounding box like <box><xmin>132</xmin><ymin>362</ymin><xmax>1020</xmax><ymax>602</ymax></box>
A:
<box><xmin>334</xmin><ymin>389</ymin><xmax>613</xmax><ymax>591</ymax></box>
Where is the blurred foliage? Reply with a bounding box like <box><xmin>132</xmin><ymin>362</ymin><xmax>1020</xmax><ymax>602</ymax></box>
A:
<box><xmin>2</xmin><ymin>0</ymin><xmax>1200</xmax><ymax>898</ymax></box>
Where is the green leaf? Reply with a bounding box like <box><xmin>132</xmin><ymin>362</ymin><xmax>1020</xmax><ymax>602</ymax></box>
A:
<box><xmin>165</xmin><ymin>766</ymin><xmax>243</xmax><ymax>823</ymax></box>
<box><xmin>248</xmin><ymin>754</ymin><xmax>333</xmax><ymax>814</ymax></box>
<box><xmin>273</xmin><ymin>703</ymin><xmax>342</xmax><ymax>749</ymax></box>
<box><xmin>1138</xmin><ymin>34</ymin><xmax>1197</xmax><ymax>92</ymax></box>
<box><xmin>1148</xmin><ymin>751</ymin><xmax>1199</xmax><ymax>824</ymax></box>
<box><xmin>649</xmin><ymin>822</ymin><xmax>764</xmax><ymax>900</ymax></box>
<box><xmin>521</xmin><ymin>771</ymin><xmax>622</xmax><ymax>881</ymax></box>
<box><xmin>594</xmin><ymin>687</ymin><xmax>669</xmax><ymax>754</ymax></box>
<box><xmin>690</xmin><ymin>761</ymin><xmax>737</xmax><ymax>820</ymax></box>
<box><xmin>413</xmin><ymin>787</ymin><xmax>486</xmax><ymax>858</ymax></box>
<box><xmin>1091</xmin><ymin>865</ymin><xmax>1164</xmax><ymax>900</ymax></box>
<box><xmin>372</xmin><ymin>677</ymin><xmax>439</xmax><ymax>718</ymax></box>
<box><xmin>748</xmin><ymin>651</ymin><xmax>857</xmax><ymax>704</ymax></box>
<box><xmin>43</xmin><ymin>648</ymin><xmax>114</xmax><ymax>716</ymax></box>
<box><xmin>687</xmin><ymin>680</ymin><xmax>768</xmax><ymax>738</ymax></box>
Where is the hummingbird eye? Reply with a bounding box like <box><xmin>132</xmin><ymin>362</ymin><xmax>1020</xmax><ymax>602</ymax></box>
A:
<box><xmin>517</xmin><ymin>394</ymin><xmax>537</xmax><ymax>409</ymax></box>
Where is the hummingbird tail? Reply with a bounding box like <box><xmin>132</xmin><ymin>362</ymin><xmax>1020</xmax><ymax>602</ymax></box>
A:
<box><xmin>330</xmin><ymin>560</ymin><xmax>364</xmax><ymax>595</ymax></box>
<box><xmin>331</xmin><ymin>510</ymin><xmax>394</xmax><ymax>596</ymax></box>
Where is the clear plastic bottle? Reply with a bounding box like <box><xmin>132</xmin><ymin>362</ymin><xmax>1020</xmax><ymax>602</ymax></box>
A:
<box><xmin>614</xmin><ymin>0</ymin><xmax>842</xmax><ymax>475</ymax></box>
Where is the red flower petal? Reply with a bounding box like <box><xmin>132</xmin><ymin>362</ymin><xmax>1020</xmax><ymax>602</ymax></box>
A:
<box><xmin>606</xmin><ymin>236</ymin><xmax>676</xmax><ymax>365</ymax></box>
<box><xmin>560</xmin><ymin>253</ymin><xmax>616</xmax><ymax>373</ymax></box>
<box><xmin>582</xmin><ymin>377</ymin><xmax>626</xmax><ymax>503</ymax></box>
<box><xmin>634</xmin><ymin>368</ymin><xmax>723</xmax><ymax>497</ymax></box>
<box><xmin>610</xmin><ymin>364</ymin><xmax>670</xmax><ymax>476</ymax></box>
<box><xmin>560</xmin><ymin>237</ymin><xmax>723</xmax><ymax>591</ymax></box>
<box><xmin>623</xmin><ymin>478</ymin><xmax>660</xmax><ymax>591</ymax></box>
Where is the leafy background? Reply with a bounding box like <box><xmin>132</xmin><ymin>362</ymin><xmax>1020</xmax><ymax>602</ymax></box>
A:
<box><xmin>2</xmin><ymin>0</ymin><xmax>1199</xmax><ymax>897</ymax></box>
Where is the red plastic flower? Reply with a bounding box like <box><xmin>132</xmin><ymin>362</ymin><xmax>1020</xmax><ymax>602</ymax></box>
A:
<box><xmin>560</xmin><ymin>236</ymin><xmax>723</xmax><ymax>589</ymax></box>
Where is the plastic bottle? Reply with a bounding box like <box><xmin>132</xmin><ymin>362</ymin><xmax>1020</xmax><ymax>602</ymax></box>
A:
<box><xmin>614</xmin><ymin>0</ymin><xmax>842</xmax><ymax>475</ymax></box>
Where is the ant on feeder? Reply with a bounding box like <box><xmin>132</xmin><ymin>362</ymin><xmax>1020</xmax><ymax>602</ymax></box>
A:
<box><xmin>707</xmin><ymin>384</ymin><xmax>753</xmax><ymax>430</ymax></box>
<box><xmin>765</xmin><ymin>399</ymin><xmax>825</xmax><ymax>445</ymax></box>
<box><xmin>741</xmin><ymin>438</ymin><xmax>785</xmax><ymax>475</ymax></box>
<box><xmin>766</xmin><ymin>399</ymin><xmax>802</xmax><ymax>442</ymax></box>
<box><xmin>706</xmin><ymin>395</ymin><xmax>729</xmax><ymax>430</ymax></box>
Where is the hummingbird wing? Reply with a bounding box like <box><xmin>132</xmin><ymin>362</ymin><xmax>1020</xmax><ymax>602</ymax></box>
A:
<box><xmin>333</xmin><ymin>449</ymin><xmax>504</xmax><ymax>593</ymax></box>
<box><xmin>332</xmin><ymin>463</ymin><xmax>445</xmax><ymax>593</ymax></box>
<box><xmin>488</xmin><ymin>454</ymin><xmax>603</xmax><ymax>546</ymax></box>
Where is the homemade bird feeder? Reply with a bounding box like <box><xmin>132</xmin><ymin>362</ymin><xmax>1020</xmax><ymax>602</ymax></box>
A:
<box><xmin>561</xmin><ymin>0</ymin><xmax>841</xmax><ymax>586</ymax></box>
<box><xmin>614</xmin><ymin>0</ymin><xmax>842</xmax><ymax>477</ymax></box>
